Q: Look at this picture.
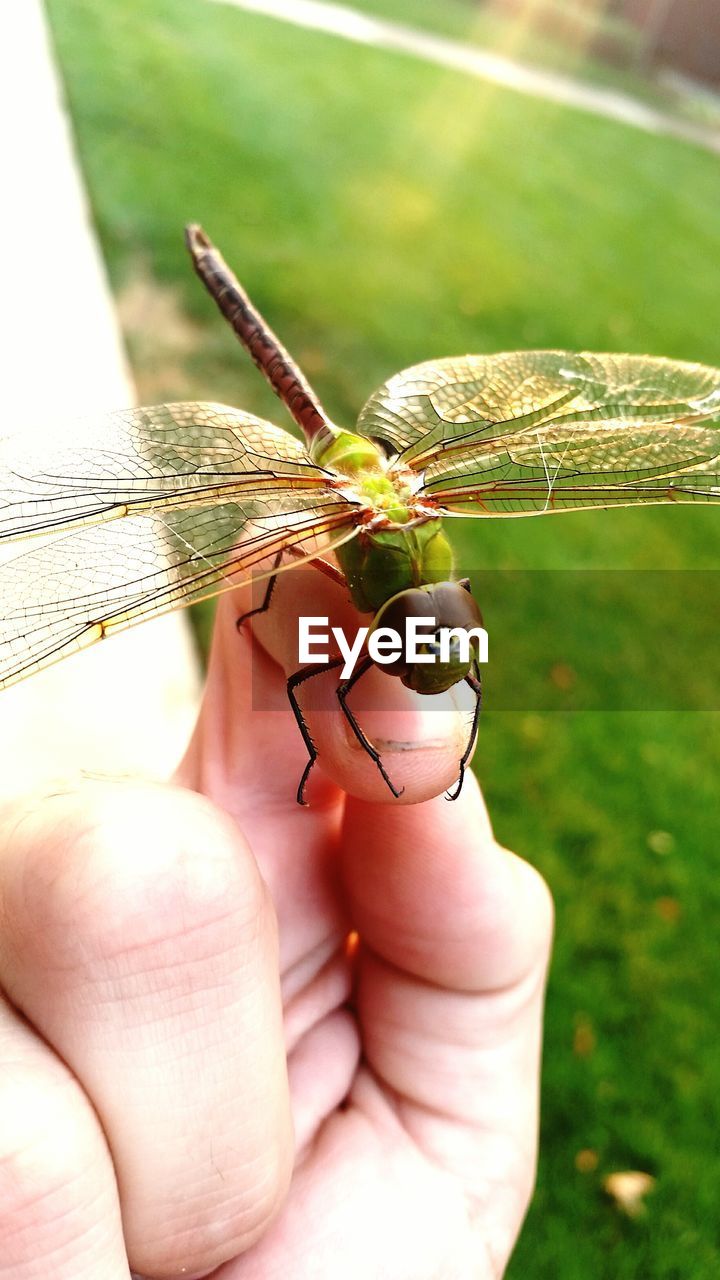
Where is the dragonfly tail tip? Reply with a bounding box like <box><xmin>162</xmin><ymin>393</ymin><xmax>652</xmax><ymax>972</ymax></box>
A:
<box><xmin>185</xmin><ymin>223</ymin><xmax>210</xmax><ymax>255</ymax></box>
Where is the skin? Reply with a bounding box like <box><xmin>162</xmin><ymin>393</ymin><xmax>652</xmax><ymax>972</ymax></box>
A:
<box><xmin>0</xmin><ymin>563</ymin><xmax>553</xmax><ymax>1280</ymax></box>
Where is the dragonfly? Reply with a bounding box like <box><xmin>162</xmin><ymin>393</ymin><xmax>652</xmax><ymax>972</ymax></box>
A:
<box><xmin>1</xmin><ymin>225</ymin><xmax>720</xmax><ymax>802</ymax></box>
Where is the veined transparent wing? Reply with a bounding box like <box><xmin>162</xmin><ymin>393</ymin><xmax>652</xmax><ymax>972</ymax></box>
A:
<box><xmin>0</xmin><ymin>402</ymin><xmax>333</xmax><ymax>541</ymax></box>
<box><xmin>0</xmin><ymin>403</ymin><xmax>360</xmax><ymax>688</ymax></box>
<box><xmin>357</xmin><ymin>351</ymin><xmax>720</xmax><ymax>514</ymax></box>
<box><xmin>423</xmin><ymin>422</ymin><xmax>720</xmax><ymax>515</ymax></box>
<box><xmin>356</xmin><ymin>351</ymin><xmax>720</xmax><ymax>471</ymax></box>
<box><xmin>356</xmin><ymin>351</ymin><xmax>586</xmax><ymax>456</ymax></box>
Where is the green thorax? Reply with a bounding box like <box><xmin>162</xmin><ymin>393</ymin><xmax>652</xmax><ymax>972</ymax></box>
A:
<box><xmin>312</xmin><ymin>428</ymin><xmax>455</xmax><ymax>614</ymax></box>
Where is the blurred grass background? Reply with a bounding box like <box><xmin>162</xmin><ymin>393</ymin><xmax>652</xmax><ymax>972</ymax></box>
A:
<box><xmin>46</xmin><ymin>0</ymin><xmax>720</xmax><ymax>1273</ymax></box>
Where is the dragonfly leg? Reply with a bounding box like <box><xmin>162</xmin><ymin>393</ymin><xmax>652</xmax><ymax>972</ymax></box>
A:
<box><xmin>337</xmin><ymin>657</ymin><xmax>405</xmax><ymax>799</ymax></box>
<box><xmin>287</xmin><ymin>656</ymin><xmax>344</xmax><ymax>805</ymax></box>
<box><xmin>445</xmin><ymin>666</ymin><xmax>482</xmax><ymax>802</ymax></box>
<box><xmin>237</xmin><ymin>549</ymin><xmax>346</xmax><ymax>631</ymax></box>
<box><xmin>282</xmin><ymin>544</ymin><xmax>347</xmax><ymax>587</ymax></box>
<box><xmin>236</xmin><ymin>548</ymin><xmax>285</xmax><ymax>630</ymax></box>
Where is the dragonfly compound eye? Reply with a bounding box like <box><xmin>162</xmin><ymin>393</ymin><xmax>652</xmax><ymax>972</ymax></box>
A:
<box><xmin>368</xmin><ymin>582</ymin><xmax>485</xmax><ymax>694</ymax></box>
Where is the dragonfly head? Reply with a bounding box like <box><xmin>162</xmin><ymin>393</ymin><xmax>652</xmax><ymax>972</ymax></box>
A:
<box><xmin>368</xmin><ymin>580</ymin><xmax>484</xmax><ymax>695</ymax></box>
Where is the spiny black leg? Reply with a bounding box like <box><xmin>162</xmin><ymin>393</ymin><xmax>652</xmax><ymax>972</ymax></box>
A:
<box><xmin>236</xmin><ymin>548</ymin><xmax>285</xmax><ymax>631</ymax></box>
<box><xmin>337</xmin><ymin>657</ymin><xmax>405</xmax><ymax>799</ymax></box>
<box><xmin>446</xmin><ymin>666</ymin><xmax>483</xmax><ymax>802</ymax></box>
<box><xmin>287</xmin><ymin>657</ymin><xmax>344</xmax><ymax>805</ymax></box>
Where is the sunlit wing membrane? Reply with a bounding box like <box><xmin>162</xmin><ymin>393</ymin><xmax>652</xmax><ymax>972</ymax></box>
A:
<box><xmin>356</xmin><ymin>352</ymin><xmax>720</xmax><ymax>472</ymax></box>
<box><xmin>0</xmin><ymin>496</ymin><xmax>359</xmax><ymax>689</ymax></box>
<box><xmin>0</xmin><ymin>402</ymin><xmax>332</xmax><ymax>541</ymax></box>
<box><xmin>422</xmin><ymin>423</ymin><xmax>720</xmax><ymax>515</ymax></box>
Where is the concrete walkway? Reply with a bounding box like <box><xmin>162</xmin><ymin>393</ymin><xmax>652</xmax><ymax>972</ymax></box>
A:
<box><xmin>212</xmin><ymin>0</ymin><xmax>720</xmax><ymax>155</ymax></box>
<box><xmin>0</xmin><ymin>2</ymin><xmax>201</xmax><ymax>793</ymax></box>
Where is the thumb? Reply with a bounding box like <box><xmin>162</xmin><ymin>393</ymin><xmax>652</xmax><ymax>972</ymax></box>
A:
<box><xmin>240</xmin><ymin>561</ymin><xmax>480</xmax><ymax>805</ymax></box>
<box><xmin>183</xmin><ymin>563</ymin><xmax>480</xmax><ymax>809</ymax></box>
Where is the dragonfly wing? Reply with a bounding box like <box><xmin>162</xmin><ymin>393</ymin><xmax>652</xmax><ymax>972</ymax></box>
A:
<box><xmin>356</xmin><ymin>351</ymin><xmax>596</xmax><ymax>457</ymax></box>
<box><xmin>356</xmin><ymin>352</ymin><xmax>720</xmax><ymax>473</ymax></box>
<box><xmin>423</xmin><ymin>423</ymin><xmax>720</xmax><ymax>515</ymax></box>
<box><xmin>0</xmin><ymin>493</ymin><xmax>359</xmax><ymax>690</ymax></box>
<box><xmin>0</xmin><ymin>402</ymin><xmax>332</xmax><ymax>541</ymax></box>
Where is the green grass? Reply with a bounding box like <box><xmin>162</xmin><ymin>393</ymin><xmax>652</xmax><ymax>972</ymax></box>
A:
<box><xmin>46</xmin><ymin>1</ymin><xmax>720</xmax><ymax>1274</ymax></box>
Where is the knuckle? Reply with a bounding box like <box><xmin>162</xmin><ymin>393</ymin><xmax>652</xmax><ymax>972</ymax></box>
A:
<box><xmin>136</xmin><ymin>1148</ymin><xmax>291</xmax><ymax>1277</ymax></box>
<box><xmin>2</xmin><ymin>783</ymin><xmax>265</xmax><ymax>971</ymax></box>
<box><xmin>0</xmin><ymin>1066</ymin><xmax>97</xmax><ymax>1225</ymax></box>
<box><xmin>203</xmin><ymin>1153</ymin><xmax>292</xmax><ymax>1269</ymax></box>
<box><xmin>245</xmin><ymin>1135</ymin><xmax>293</xmax><ymax>1230</ymax></box>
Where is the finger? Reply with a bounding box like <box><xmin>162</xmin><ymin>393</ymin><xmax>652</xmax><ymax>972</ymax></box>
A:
<box><xmin>176</xmin><ymin>593</ymin><xmax>352</xmax><ymax>985</ymax></box>
<box><xmin>0</xmin><ymin>992</ymin><xmax>129</xmax><ymax>1279</ymax></box>
<box><xmin>250</xmin><ymin>564</ymin><xmax>480</xmax><ymax>805</ymax></box>
<box><xmin>286</xmin><ymin>1009</ymin><xmax>359</xmax><ymax>1154</ymax></box>
<box><xmin>339</xmin><ymin>780</ymin><xmax>553</xmax><ymax>1272</ymax></box>
<box><xmin>182</xmin><ymin>567</ymin><xmax>480</xmax><ymax>810</ymax></box>
<box><xmin>0</xmin><ymin>782</ymin><xmax>293</xmax><ymax>1279</ymax></box>
<box><xmin>177</xmin><ymin>572</ymin><xmax>477</xmax><ymax>1000</ymax></box>
<box><xmin>341</xmin><ymin>779</ymin><xmax>551</xmax><ymax>989</ymax></box>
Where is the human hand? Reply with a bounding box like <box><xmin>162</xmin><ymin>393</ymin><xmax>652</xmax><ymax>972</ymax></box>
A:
<box><xmin>0</xmin><ymin>567</ymin><xmax>553</xmax><ymax>1279</ymax></box>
